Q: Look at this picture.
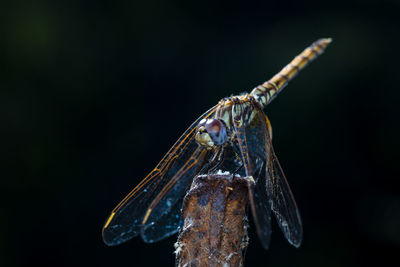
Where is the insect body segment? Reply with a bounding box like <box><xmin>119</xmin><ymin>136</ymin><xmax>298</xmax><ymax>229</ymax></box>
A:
<box><xmin>251</xmin><ymin>38</ymin><xmax>332</xmax><ymax>108</ymax></box>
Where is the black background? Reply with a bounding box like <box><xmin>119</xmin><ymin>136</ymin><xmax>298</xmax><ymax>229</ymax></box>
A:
<box><xmin>2</xmin><ymin>0</ymin><xmax>400</xmax><ymax>266</ymax></box>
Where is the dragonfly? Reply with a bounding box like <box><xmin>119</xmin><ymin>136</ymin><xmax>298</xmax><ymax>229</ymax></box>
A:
<box><xmin>102</xmin><ymin>38</ymin><xmax>331</xmax><ymax>249</ymax></box>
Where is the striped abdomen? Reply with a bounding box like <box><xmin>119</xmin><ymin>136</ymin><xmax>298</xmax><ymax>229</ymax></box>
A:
<box><xmin>251</xmin><ymin>38</ymin><xmax>332</xmax><ymax>108</ymax></box>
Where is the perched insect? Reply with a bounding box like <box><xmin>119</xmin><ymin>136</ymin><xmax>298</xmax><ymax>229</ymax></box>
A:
<box><xmin>102</xmin><ymin>39</ymin><xmax>331</xmax><ymax>249</ymax></box>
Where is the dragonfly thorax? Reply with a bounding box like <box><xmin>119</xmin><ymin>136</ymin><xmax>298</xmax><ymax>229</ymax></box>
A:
<box><xmin>195</xmin><ymin>118</ymin><xmax>228</xmax><ymax>150</ymax></box>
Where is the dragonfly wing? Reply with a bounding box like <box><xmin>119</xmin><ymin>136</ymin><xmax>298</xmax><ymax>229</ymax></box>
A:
<box><xmin>265</xmin><ymin>133</ymin><xmax>303</xmax><ymax>247</ymax></box>
<box><xmin>247</xmin><ymin>163</ymin><xmax>272</xmax><ymax>250</ymax></box>
<box><xmin>232</xmin><ymin>102</ymin><xmax>272</xmax><ymax>249</ymax></box>
<box><xmin>102</xmin><ymin>168</ymin><xmax>162</xmax><ymax>246</ymax></box>
<box><xmin>102</xmin><ymin>106</ymin><xmax>216</xmax><ymax>246</ymax></box>
<box><xmin>141</xmin><ymin>147</ymin><xmax>209</xmax><ymax>243</ymax></box>
<box><xmin>232</xmin><ymin>100</ymin><xmax>302</xmax><ymax>248</ymax></box>
<box><xmin>141</xmin><ymin>195</ymin><xmax>184</xmax><ymax>243</ymax></box>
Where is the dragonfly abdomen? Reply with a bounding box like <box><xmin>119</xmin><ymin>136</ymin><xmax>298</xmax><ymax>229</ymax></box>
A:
<box><xmin>251</xmin><ymin>38</ymin><xmax>332</xmax><ymax>108</ymax></box>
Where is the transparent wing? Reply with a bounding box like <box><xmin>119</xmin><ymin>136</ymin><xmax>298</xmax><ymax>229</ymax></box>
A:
<box><xmin>141</xmin><ymin>147</ymin><xmax>208</xmax><ymax>242</ymax></box>
<box><xmin>231</xmin><ymin>102</ymin><xmax>272</xmax><ymax>249</ymax></box>
<box><xmin>232</xmin><ymin>100</ymin><xmax>302</xmax><ymax>248</ymax></box>
<box><xmin>102</xmin><ymin>106</ymin><xmax>216</xmax><ymax>246</ymax></box>
<box><xmin>140</xmin><ymin>196</ymin><xmax>184</xmax><ymax>243</ymax></box>
<box><xmin>264</xmin><ymin>130</ymin><xmax>303</xmax><ymax>247</ymax></box>
<box><xmin>246</xmin><ymin>164</ymin><xmax>272</xmax><ymax>250</ymax></box>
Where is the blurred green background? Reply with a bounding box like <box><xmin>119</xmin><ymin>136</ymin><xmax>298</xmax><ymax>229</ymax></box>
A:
<box><xmin>2</xmin><ymin>0</ymin><xmax>400</xmax><ymax>266</ymax></box>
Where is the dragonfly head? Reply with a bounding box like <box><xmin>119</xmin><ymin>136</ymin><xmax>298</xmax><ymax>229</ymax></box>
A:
<box><xmin>195</xmin><ymin>118</ymin><xmax>227</xmax><ymax>150</ymax></box>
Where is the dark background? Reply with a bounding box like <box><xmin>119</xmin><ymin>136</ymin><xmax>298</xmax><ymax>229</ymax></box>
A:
<box><xmin>2</xmin><ymin>0</ymin><xmax>400</xmax><ymax>266</ymax></box>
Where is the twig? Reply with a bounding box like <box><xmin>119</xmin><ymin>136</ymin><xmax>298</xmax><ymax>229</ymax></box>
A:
<box><xmin>175</xmin><ymin>173</ymin><xmax>253</xmax><ymax>267</ymax></box>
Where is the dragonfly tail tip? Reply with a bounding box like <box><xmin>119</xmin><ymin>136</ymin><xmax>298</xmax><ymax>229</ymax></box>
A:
<box><xmin>320</xmin><ymin>37</ymin><xmax>333</xmax><ymax>45</ymax></box>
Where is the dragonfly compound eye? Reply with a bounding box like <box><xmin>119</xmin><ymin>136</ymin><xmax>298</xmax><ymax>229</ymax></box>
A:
<box><xmin>195</xmin><ymin>118</ymin><xmax>227</xmax><ymax>149</ymax></box>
